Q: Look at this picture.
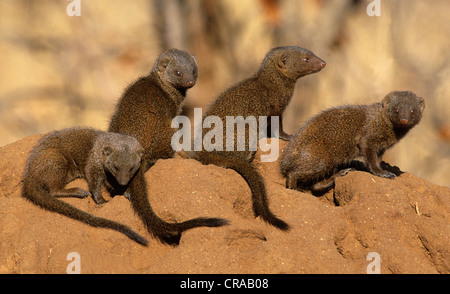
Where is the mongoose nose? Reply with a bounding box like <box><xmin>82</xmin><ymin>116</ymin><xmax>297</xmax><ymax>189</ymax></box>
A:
<box><xmin>119</xmin><ymin>179</ymin><xmax>128</xmax><ymax>186</ymax></box>
<box><xmin>186</xmin><ymin>80</ymin><xmax>195</xmax><ymax>88</ymax></box>
<box><xmin>117</xmin><ymin>175</ymin><xmax>129</xmax><ymax>186</ymax></box>
<box><xmin>400</xmin><ymin>119</ymin><xmax>409</xmax><ymax>125</ymax></box>
<box><xmin>320</xmin><ymin>61</ymin><xmax>326</xmax><ymax>68</ymax></box>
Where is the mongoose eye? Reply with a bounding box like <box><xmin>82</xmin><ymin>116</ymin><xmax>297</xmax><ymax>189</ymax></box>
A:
<box><xmin>394</xmin><ymin>109</ymin><xmax>399</xmax><ymax>114</ymax></box>
<box><xmin>112</xmin><ymin>165</ymin><xmax>118</xmax><ymax>172</ymax></box>
<box><xmin>302</xmin><ymin>57</ymin><xmax>310</xmax><ymax>63</ymax></box>
<box><xmin>410</xmin><ymin>110</ymin><xmax>415</xmax><ymax>114</ymax></box>
<box><xmin>175</xmin><ymin>70</ymin><xmax>182</xmax><ymax>77</ymax></box>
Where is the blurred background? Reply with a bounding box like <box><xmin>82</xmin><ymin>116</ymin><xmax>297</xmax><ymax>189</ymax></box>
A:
<box><xmin>0</xmin><ymin>0</ymin><xmax>448</xmax><ymax>187</ymax></box>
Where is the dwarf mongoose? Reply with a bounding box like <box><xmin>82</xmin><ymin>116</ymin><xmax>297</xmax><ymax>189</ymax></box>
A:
<box><xmin>109</xmin><ymin>48</ymin><xmax>228</xmax><ymax>245</ymax></box>
<box><xmin>194</xmin><ymin>46</ymin><xmax>326</xmax><ymax>230</ymax></box>
<box><xmin>22</xmin><ymin>127</ymin><xmax>148</xmax><ymax>246</ymax></box>
<box><xmin>280</xmin><ymin>91</ymin><xmax>425</xmax><ymax>194</ymax></box>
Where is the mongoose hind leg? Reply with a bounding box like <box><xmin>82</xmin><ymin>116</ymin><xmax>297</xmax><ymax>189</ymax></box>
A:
<box><xmin>53</xmin><ymin>187</ymin><xmax>91</xmax><ymax>199</ymax></box>
<box><xmin>311</xmin><ymin>168</ymin><xmax>355</xmax><ymax>195</ymax></box>
<box><xmin>285</xmin><ymin>173</ymin><xmax>298</xmax><ymax>190</ymax></box>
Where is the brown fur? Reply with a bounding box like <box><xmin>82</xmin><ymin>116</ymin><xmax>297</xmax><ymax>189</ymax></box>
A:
<box><xmin>195</xmin><ymin>46</ymin><xmax>326</xmax><ymax>230</ymax></box>
<box><xmin>108</xmin><ymin>49</ymin><xmax>228</xmax><ymax>245</ymax></box>
<box><xmin>280</xmin><ymin>91</ymin><xmax>425</xmax><ymax>194</ymax></box>
<box><xmin>22</xmin><ymin>127</ymin><xmax>148</xmax><ymax>246</ymax></box>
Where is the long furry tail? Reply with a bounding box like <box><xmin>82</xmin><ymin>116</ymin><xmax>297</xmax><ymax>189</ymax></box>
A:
<box><xmin>128</xmin><ymin>168</ymin><xmax>229</xmax><ymax>245</ymax></box>
<box><xmin>195</xmin><ymin>152</ymin><xmax>290</xmax><ymax>231</ymax></box>
<box><xmin>22</xmin><ymin>182</ymin><xmax>148</xmax><ymax>246</ymax></box>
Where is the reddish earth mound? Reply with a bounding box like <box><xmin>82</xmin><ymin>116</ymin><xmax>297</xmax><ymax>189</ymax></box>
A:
<box><xmin>0</xmin><ymin>134</ymin><xmax>448</xmax><ymax>273</ymax></box>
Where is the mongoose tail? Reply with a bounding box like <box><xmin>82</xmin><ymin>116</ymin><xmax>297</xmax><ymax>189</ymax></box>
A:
<box><xmin>128</xmin><ymin>168</ymin><xmax>229</xmax><ymax>245</ymax></box>
<box><xmin>196</xmin><ymin>152</ymin><xmax>289</xmax><ymax>231</ymax></box>
<box><xmin>22</xmin><ymin>182</ymin><xmax>148</xmax><ymax>246</ymax></box>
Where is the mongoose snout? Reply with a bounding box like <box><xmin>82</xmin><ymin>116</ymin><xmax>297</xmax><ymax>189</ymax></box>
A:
<box><xmin>186</xmin><ymin>80</ymin><xmax>195</xmax><ymax>88</ymax></box>
<box><xmin>306</xmin><ymin>55</ymin><xmax>326</xmax><ymax>74</ymax></box>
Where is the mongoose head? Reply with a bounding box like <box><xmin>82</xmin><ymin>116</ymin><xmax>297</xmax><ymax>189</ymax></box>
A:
<box><xmin>102</xmin><ymin>135</ymin><xmax>144</xmax><ymax>186</ymax></box>
<box><xmin>382</xmin><ymin>91</ymin><xmax>425</xmax><ymax>129</ymax></box>
<box><xmin>155</xmin><ymin>48</ymin><xmax>198</xmax><ymax>90</ymax></box>
<box><xmin>262</xmin><ymin>46</ymin><xmax>326</xmax><ymax>80</ymax></box>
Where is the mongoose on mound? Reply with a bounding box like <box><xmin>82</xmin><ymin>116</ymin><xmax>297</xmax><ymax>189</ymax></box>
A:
<box><xmin>109</xmin><ymin>48</ymin><xmax>228</xmax><ymax>245</ymax></box>
<box><xmin>22</xmin><ymin>127</ymin><xmax>148</xmax><ymax>246</ymax></box>
<box><xmin>280</xmin><ymin>91</ymin><xmax>425</xmax><ymax>194</ymax></box>
<box><xmin>194</xmin><ymin>46</ymin><xmax>326</xmax><ymax>230</ymax></box>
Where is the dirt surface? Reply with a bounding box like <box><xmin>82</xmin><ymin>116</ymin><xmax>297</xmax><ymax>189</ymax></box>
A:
<box><xmin>0</xmin><ymin>134</ymin><xmax>448</xmax><ymax>274</ymax></box>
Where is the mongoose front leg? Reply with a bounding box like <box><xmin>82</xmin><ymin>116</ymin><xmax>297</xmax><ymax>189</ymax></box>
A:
<box><xmin>267</xmin><ymin>115</ymin><xmax>292</xmax><ymax>141</ymax></box>
<box><xmin>364</xmin><ymin>147</ymin><xmax>396</xmax><ymax>179</ymax></box>
<box><xmin>123</xmin><ymin>187</ymin><xmax>131</xmax><ymax>200</ymax></box>
<box><xmin>88</xmin><ymin>177</ymin><xmax>108</xmax><ymax>204</ymax></box>
<box><xmin>277</xmin><ymin>117</ymin><xmax>293</xmax><ymax>141</ymax></box>
<box><xmin>85</xmin><ymin>162</ymin><xmax>109</xmax><ymax>204</ymax></box>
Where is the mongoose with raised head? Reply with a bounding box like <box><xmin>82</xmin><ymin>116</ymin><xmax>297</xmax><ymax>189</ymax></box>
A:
<box><xmin>280</xmin><ymin>91</ymin><xmax>425</xmax><ymax>194</ymax></box>
<box><xmin>108</xmin><ymin>48</ymin><xmax>228</xmax><ymax>245</ymax></box>
<box><xmin>22</xmin><ymin>127</ymin><xmax>148</xmax><ymax>246</ymax></box>
<box><xmin>194</xmin><ymin>46</ymin><xmax>326</xmax><ymax>230</ymax></box>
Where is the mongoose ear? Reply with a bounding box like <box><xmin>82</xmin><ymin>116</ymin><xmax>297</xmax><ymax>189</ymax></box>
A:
<box><xmin>277</xmin><ymin>54</ymin><xmax>288</xmax><ymax>69</ymax></box>
<box><xmin>137</xmin><ymin>148</ymin><xmax>144</xmax><ymax>159</ymax></box>
<box><xmin>191</xmin><ymin>55</ymin><xmax>198</xmax><ymax>67</ymax></box>
<box><xmin>382</xmin><ymin>95</ymin><xmax>391</xmax><ymax>108</ymax></box>
<box><xmin>158</xmin><ymin>55</ymin><xmax>171</xmax><ymax>72</ymax></box>
<box><xmin>418</xmin><ymin>97</ymin><xmax>425</xmax><ymax>111</ymax></box>
<box><xmin>102</xmin><ymin>146</ymin><xmax>113</xmax><ymax>157</ymax></box>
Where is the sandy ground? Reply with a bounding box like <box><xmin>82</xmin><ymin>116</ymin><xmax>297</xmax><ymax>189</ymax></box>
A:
<box><xmin>0</xmin><ymin>134</ymin><xmax>448</xmax><ymax>274</ymax></box>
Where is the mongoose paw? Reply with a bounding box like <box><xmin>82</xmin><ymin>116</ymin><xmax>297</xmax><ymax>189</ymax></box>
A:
<box><xmin>74</xmin><ymin>190</ymin><xmax>91</xmax><ymax>199</ymax></box>
<box><xmin>338</xmin><ymin>168</ymin><xmax>356</xmax><ymax>177</ymax></box>
<box><xmin>279</xmin><ymin>133</ymin><xmax>294</xmax><ymax>141</ymax></box>
<box><xmin>93</xmin><ymin>196</ymin><xmax>109</xmax><ymax>205</ymax></box>
<box><xmin>123</xmin><ymin>191</ymin><xmax>131</xmax><ymax>201</ymax></box>
<box><xmin>378</xmin><ymin>170</ymin><xmax>396</xmax><ymax>179</ymax></box>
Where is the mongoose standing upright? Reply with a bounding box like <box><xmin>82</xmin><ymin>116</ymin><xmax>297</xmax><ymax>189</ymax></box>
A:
<box><xmin>22</xmin><ymin>127</ymin><xmax>148</xmax><ymax>246</ymax></box>
<box><xmin>109</xmin><ymin>48</ymin><xmax>228</xmax><ymax>245</ymax></box>
<box><xmin>280</xmin><ymin>91</ymin><xmax>425</xmax><ymax>194</ymax></box>
<box><xmin>194</xmin><ymin>46</ymin><xmax>326</xmax><ymax>230</ymax></box>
